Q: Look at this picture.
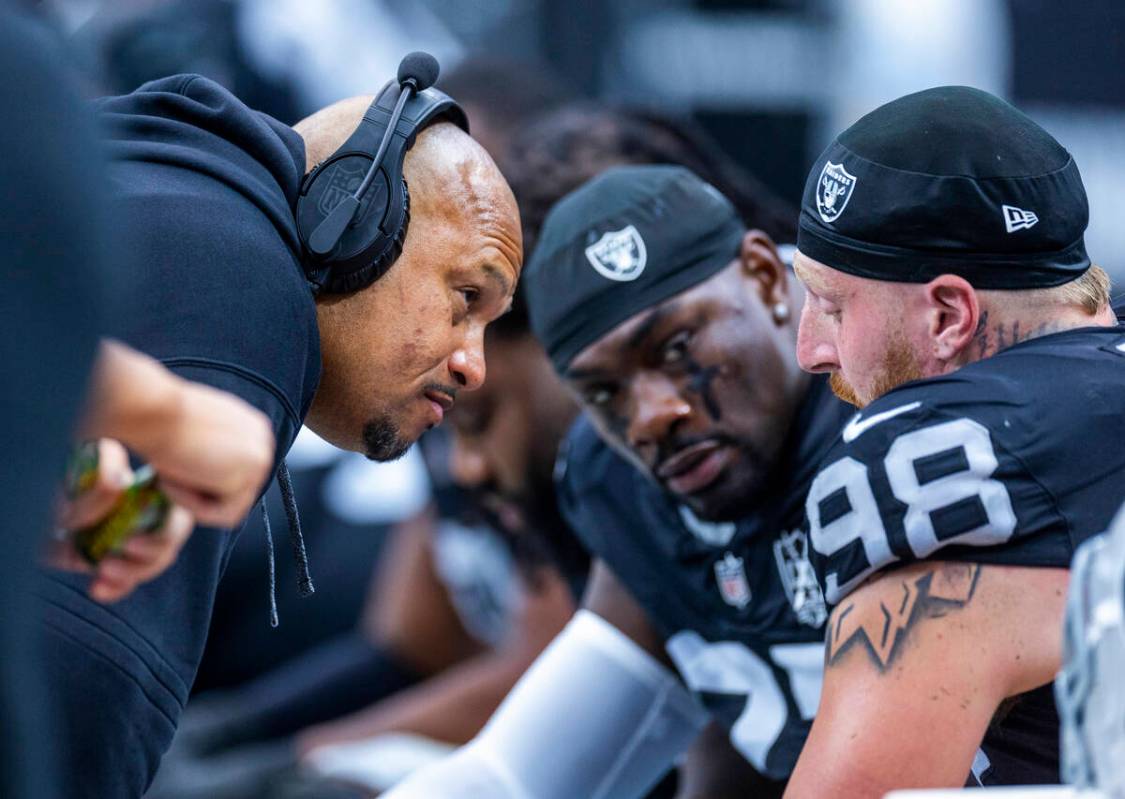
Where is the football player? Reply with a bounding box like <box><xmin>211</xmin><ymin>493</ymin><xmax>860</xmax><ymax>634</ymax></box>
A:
<box><xmin>1057</xmin><ymin>500</ymin><xmax>1125</xmax><ymax>798</ymax></box>
<box><xmin>786</xmin><ymin>86</ymin><xmax>1125</xmax><ymax>795</ymax></box>
<box><xmin>384</xmin><ymin>163</ymin><xmax>855</xmax><ymax>798</ymax></box>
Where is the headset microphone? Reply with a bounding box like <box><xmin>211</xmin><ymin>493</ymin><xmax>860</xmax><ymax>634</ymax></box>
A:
<box><xmin>296</xmin><ymin>51</ymin><xmax>468</xmax><ymax>295</ymax></box>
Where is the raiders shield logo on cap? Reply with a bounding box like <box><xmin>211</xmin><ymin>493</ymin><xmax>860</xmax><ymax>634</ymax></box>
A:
<box><xmin>584</xmin><ymin>224</ymin><xmax>647</xmax><ymax>282</ymax></box>
<box><xmin>816</xmin><ymin>162</ymin><xmax>857</xmax><ymax>224</ymax></box>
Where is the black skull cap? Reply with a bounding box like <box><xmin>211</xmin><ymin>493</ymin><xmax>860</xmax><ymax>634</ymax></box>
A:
<box><xmin>797</xmin><ymin>85</ymin><xmax>1090</xmax><ymax>288</ymax></box>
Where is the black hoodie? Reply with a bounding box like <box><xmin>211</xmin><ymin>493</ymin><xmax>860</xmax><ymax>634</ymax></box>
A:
<box><xmin>33</xmin><ymin>74</ymin><xmax>320</xmax><ymax>797</ymax></box>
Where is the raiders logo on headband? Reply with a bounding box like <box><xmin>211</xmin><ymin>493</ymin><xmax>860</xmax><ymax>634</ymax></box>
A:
<box><xmin>816</xmin><ymin>161</ymin><xmax>857</xmax><ymax>224</ymax></box>
<box><xmin>584</xmin><ymin>224</ymin><xmax>647</xmax><ymax>282</ymax></box>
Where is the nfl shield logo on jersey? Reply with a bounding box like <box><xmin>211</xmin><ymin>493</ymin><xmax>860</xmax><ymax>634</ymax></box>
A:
<box><xmin>816</xmin><ymin>162</ymin><xmax>857</xmax><ymax>224</ymax></box>
<box><xmin>715</xmin><ymin>551</ymin><xmax>751</xmax><ymax>609</ymax></box>
<box><xmin>774</xmin><ymin>529</ymin><xmax>828</xmax><ymax>628</ymax></box>
<box><xmin>584</xmin><ymin>225</ymin><xmax>647</xmax><ymax>282</ymax></box>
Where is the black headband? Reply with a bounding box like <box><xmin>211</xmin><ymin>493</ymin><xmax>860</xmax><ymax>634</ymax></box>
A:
<box><xmin>525</xmin><ymin>165</ymin><xmax>745</xmax><ymax>373</ymax></box>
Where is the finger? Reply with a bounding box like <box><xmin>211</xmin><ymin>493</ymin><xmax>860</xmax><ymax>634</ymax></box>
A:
<box><xmin>160</xmin><ymin>480</ymin><xmax>248</xmax><ymax>528</ymax></box>
<box><xmin>116</xmin><ymin>507</ymin><xmax>194</xmax><ymax>581</ymax></box>
<box><xmin>97</xmin><ymin>552</ymin><xmax>166</xmax><ymax>588</ymax></box>
<box><xmin>89</xmin><ymin>571</ymin><xmax>136</xmax><ymax>604</ymax></box>
<box><xmin>95</xmin><ymin>439</ymin><xmax>132</xmax><ymax>483</ymax></box>
<box><xmin>58</xmin><ymin>440</ymin><xmax>134</xmax><ymax>529</ymax></box>
<box><xmin>96</xmin><ymin>556</ymin><xmax>143</xmax><ymax>585</ymax></box>
<box><xmin>90</xmin><ymin>507</ymin><xmax>194</xmax><ymax>599</ymax></box>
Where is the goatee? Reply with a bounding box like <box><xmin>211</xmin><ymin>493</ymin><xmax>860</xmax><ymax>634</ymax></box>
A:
<box><xmin>363</xmin><ymin>416</ymin><xmax>411</xmax><ymax>462</ymax></box>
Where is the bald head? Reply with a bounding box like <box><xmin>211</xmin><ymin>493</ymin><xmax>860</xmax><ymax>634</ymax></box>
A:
<box><xmin>299</xmin><ymin>95</ymin><xmax>523</xmax><ymax>459</ymax></box>
<box><xmin>293</xmin><ymin>95</ymin><xmax>519</xmax><ymax>268</ymax></box>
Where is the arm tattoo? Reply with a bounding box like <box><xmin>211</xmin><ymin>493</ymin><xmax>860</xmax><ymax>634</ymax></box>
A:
<box><xmin>826</xmin><ymin>563</ymin><xmax>982</xmax><ymax>673</ymax></box>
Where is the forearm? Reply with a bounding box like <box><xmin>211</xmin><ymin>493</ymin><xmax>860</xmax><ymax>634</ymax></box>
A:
<box><xmin>81</xmin><ymin>340</ymin><xmax>183</xmax><ymax>452</ymax></box>
<box><xmin>297</xmin><ymin>643</ymin><xmax>536</xmax><ymax>754</ymax></box>
<box><xmin>381</xmin><ymin>610</ymin><xmax>708</xmax><ymax>799</ymax></box>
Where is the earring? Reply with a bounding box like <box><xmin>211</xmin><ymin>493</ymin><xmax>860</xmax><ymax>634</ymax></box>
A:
<box><xmin>772</xmin><ymin>302</ymin><xmax>790</xmax><ymax>323</ymax></box>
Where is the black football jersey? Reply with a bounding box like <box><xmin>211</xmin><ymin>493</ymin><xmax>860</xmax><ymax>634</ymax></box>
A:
<box><xmin>557</xmin><ymin>377</ymin><xmax>852</xmax><ymax>779</ymax></box>
<box><xmin>805</xmin><ymin>323</ymin><xmax>1125</xmax><ymax>785</ymax></box>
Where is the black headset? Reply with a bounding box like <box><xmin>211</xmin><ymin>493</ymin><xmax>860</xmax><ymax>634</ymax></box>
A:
<box><xmin>296</xmin><ymin>52</ymin><xmax>468</xmax><ymax>295</ymax></box>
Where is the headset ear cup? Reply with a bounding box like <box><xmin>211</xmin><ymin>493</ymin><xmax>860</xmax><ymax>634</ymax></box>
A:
<box><xmin>376</xmin><ymin>178</ymin><xmax>410</xmax><ymax>278</ymax></box>
<box><xmin>320</xmin><ymin>179</ymin><xmax>410</xmax><ymax>294</ymax></box>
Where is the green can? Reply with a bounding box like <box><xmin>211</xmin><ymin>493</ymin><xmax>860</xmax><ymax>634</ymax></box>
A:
<box><xmin>67</xmin><ymin>443</ymin><xmax>171</xmax><ymax>564</ymax></box>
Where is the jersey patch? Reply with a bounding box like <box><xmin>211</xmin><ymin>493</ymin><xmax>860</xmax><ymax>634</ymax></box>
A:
<box><xmin>773</xmin><ymin>529</ymin><xmax>827</xmax><ymax>628</ymax></box>
<box><xmin>714</xmin><ymin>552</ymin><xmax>752</xmax><ymax>609</ymax></box>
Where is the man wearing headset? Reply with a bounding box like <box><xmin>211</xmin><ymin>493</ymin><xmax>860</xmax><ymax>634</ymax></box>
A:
<box><xmin>38</xmin><ymin>55</ymin><xmax>521</xmax><ymax>798</ymax></box>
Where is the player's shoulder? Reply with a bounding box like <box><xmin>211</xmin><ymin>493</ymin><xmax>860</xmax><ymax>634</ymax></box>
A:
<box><xmin>807</xmin><ymin>325</ymin><xmax>1125</xmax><ymax>604</ymax></box>
<box><xmin>835</xmin><ymin>324</ymin><xmax>1125</xmax><ymax>459</ymax></box>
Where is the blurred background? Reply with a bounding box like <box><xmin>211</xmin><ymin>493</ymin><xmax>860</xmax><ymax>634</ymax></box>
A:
<box><xmin>26</xmin><ymin>0</ymin><xmax>1125</xmax><ymax>280</ymax></box>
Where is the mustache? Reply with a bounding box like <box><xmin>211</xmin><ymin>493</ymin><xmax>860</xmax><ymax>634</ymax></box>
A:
<box><xmin>423</xmin><ymin>382</ymin><xmax>459</xmax><ymax>401</ymax></box>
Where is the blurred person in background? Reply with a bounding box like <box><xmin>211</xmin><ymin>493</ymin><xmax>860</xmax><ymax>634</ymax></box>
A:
<box><xmin>505</xmin><ymin>105</ymin><xmax>797</xmax><ymax>258</ymax></box>
<box><xmin>435</xmin><ymin>54</ymin><xmax>577</xmax><ymax>163</ymax></box>
<box><xmin>35</xmin><ymin>48</ymin><xmax>520</xmax><ymax>798</ymax></box>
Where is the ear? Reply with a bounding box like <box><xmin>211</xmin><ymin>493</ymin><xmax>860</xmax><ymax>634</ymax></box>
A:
<box><xmin>924</xmin><ymin>275</ymin><xmax>980</xmax><ymax>362</ymax></box>
<box><xmin>739</xmin><ymin>229</ymin><xmax>789</xmax><ymax>318</ymax></box>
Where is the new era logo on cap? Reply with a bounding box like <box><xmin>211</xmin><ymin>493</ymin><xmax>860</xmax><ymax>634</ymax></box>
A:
<box><xmin>1002</xmin><ymin>204</ymin><xmax>1039</xmax><ymax>233</ymax></box>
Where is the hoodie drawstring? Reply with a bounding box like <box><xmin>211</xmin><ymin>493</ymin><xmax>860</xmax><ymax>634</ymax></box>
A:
<box><xmin>261</xmin><ymin>459</ymin><xmax>315</xmax><ymax>628</ymax></box>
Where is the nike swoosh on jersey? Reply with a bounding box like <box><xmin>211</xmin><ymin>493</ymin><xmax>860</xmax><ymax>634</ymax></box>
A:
<box><xmin>841</xmin><ymin>401</ymin><xmax>922</xmax><ymax>443</ymax></box>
